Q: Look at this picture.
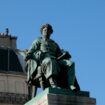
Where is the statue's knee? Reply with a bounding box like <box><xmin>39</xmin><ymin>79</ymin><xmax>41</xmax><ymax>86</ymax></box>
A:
<box><xmin>43</xmin><ymin>57</ymin><xmax>54</xmax><ymax>64</ymax></box>
<box><xmin>47</xmin><ymin>57</ymin><xmax>52</xmax><ymax>62</ymax></box>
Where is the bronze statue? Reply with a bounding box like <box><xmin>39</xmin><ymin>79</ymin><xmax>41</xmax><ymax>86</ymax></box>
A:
<box><xmin>25</xmin><ymin>24</ymin><xmax>80</xmax><ymax>98</ymax></box>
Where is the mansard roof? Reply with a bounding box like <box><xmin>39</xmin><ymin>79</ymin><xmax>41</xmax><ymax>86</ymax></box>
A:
<box><xmin>0</xmin><ymin>47</ymin><xmax>23</xmax><ymax>73</ymax></box>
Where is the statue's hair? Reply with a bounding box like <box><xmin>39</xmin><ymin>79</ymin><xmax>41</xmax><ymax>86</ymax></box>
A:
<box><xmin>40</xmin><ymin>24</ymin><xmax>53</xmax><ymax>34</ymax></box>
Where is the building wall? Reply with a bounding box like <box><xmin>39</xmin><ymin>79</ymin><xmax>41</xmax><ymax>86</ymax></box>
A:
<box><xmin>0</xmin><ymin>104</ymin><xmax>20</xmax><ymax>105</ymax></box>
<box><xmin>0</xmin><ymin>72</ymin><xmax>28</xmax><ymax>105</ymax></box>
<box><xmin>0</xmin><ymin>72</ymin><xmax>28</xmax><ymax>94</ymax></box>
<box><xmin>0</xmin><ymin>33</ymin><xmax>28</xmax><ymax>105</ymax></box>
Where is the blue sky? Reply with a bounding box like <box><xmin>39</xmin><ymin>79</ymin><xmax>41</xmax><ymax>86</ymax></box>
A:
<box><xmin>0</xmin><ymin>0</ymin><xmax>105</xmax><ymax>105</ymax></box>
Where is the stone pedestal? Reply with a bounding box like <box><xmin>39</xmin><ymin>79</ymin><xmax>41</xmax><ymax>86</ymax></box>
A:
<box><xmin>25</xmin><ymin>88</ymin><xmax>96</xmax><ymax>105</ymax></box>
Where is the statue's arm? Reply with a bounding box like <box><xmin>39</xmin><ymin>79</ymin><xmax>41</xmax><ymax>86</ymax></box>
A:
<box><xmin>25</xmin><ymin>38</ymin><xmax>41</xmax><ymax>61</ymax></box>
<box><xmin>55</xmin><ymin>43</ymin><xmax>63</xmax><ymax>58</ymax></box>
<box><xmin>29</xmin><ymin>38</ymin><xmax>41</xmax><ymax>53</ymax></box>
<box><xmin>57</xmin><ymin>50</ymin><xmax>71</xmax><ymax>60</ymax></box>
<box><xmin>54</xmin><ymin>42</ymin><xmax>71</xmax><ymax>60</ymax></box>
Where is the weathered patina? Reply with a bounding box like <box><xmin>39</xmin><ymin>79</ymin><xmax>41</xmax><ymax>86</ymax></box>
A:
<box><xmin>25</xmin><ymin>24</ymin><xmax>80</xmax><ymax>98</ymax></box>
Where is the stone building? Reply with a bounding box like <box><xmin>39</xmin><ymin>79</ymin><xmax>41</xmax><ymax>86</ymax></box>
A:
<box><xmin>0</xmin><ymin>29</ymin><xmax>28</xmax><ymax>105</ymax></box>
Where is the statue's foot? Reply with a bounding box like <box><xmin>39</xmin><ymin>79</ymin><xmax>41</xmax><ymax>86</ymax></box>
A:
<box><xmin>49</xmin><ymin>76</ymin><xmax>60</xmax><ymax>89</ymax></box>
<box><xmin>51</xmin><ymin>85</ymin><xmax>61</xmax><ymax>89</ymax></box>
<box><xmin>70</xmin><ymin>85</ymin><xmax>76</xmax><ymax>91</ymax></box>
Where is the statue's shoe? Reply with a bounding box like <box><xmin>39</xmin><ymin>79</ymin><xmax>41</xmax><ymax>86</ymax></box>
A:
<box><xmin>51</xmin><ymin>85</ymin><xmax>61</xmax><ymax>89</ymax></box>
<box><xmin>70</xmin><ymin>85</ymin><xmax>76</xmax><ymax>90</ymax></box>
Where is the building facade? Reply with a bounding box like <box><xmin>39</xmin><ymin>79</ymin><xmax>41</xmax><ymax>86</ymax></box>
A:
<box><xmin>0</xmin><ymin>29</ymin><xmax>28</xmax><ymax>105</ymax></box>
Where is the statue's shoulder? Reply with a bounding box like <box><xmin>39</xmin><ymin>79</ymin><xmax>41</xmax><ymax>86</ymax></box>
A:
<box><xmin>50</xmin><ymin>39</ymin><xmax>57</xmax><ymax>44</ymax></box>
<box><xmin>50</xmin><ymin>39</ymin><xmax>59</xmax><ymax>47</ymax></box>
<box><xmin>33</xmin><ymin>37</ymin><xmax>42</xmax><ymax>44</ymax></box>
<box><xmin>36</xmin><ymin>37</ymin><xmax>42</xmax><ymax>41</ymax></box>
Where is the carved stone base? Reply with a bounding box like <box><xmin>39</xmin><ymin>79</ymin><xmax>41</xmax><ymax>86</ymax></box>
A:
<box><xmin>25</xmin><ymin>88</ymin><xmax>96</xmax><ymax>105</ymax></box>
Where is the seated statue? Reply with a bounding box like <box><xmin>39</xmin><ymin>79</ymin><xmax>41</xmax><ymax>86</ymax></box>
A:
<box><xmin>25</xmin><ymin>24</ymin><xmax>80</xmax><ymax>98</ymax></box>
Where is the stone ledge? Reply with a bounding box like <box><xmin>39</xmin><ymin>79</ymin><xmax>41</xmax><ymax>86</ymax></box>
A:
<box><xmin>47</xmin><ymin>94</ymin><xmax>96</xmax><ymax>105</ymax></box>
<box><xmin>25</xmin><ymin>88</ymin><xmax>96</xmax><ymax>105</ymax></box>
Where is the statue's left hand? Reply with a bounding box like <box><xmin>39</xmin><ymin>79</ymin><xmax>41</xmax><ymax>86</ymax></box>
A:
<box><xmin>57</xmin><ymin>51</ymin><xmax>71</xmax><ymax>60</ymax></box>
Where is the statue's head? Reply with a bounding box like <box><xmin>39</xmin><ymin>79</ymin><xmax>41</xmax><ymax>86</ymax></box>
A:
<box><xmin>40</xmin><ymin>24</ymin><xmax>53</xmax><ymax>39</ymax></box>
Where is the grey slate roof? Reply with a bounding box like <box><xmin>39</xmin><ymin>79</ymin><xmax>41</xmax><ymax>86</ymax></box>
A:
<box><xmin>0</xmin><ymin>47</ymin><xmax>23</xmax><ymax>73</ymax></box>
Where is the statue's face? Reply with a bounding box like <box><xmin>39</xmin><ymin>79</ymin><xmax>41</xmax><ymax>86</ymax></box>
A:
<box><xmin>42</xmin><ymin>27</ymin><xmax>51</xmax><ymax>39</ymax></box>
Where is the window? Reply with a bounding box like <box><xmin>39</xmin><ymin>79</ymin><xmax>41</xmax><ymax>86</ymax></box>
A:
<box><xmin>0</xmin><ymin>48</ymin><xmax>23</xmax><ymax>72</ymax></box>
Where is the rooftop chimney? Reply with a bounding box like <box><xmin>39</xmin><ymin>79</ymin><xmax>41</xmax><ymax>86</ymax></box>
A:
<box><xmin>0</xmin><ymin>28</ymin><xmax>17</xmax><ymax>49</ymax></box>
